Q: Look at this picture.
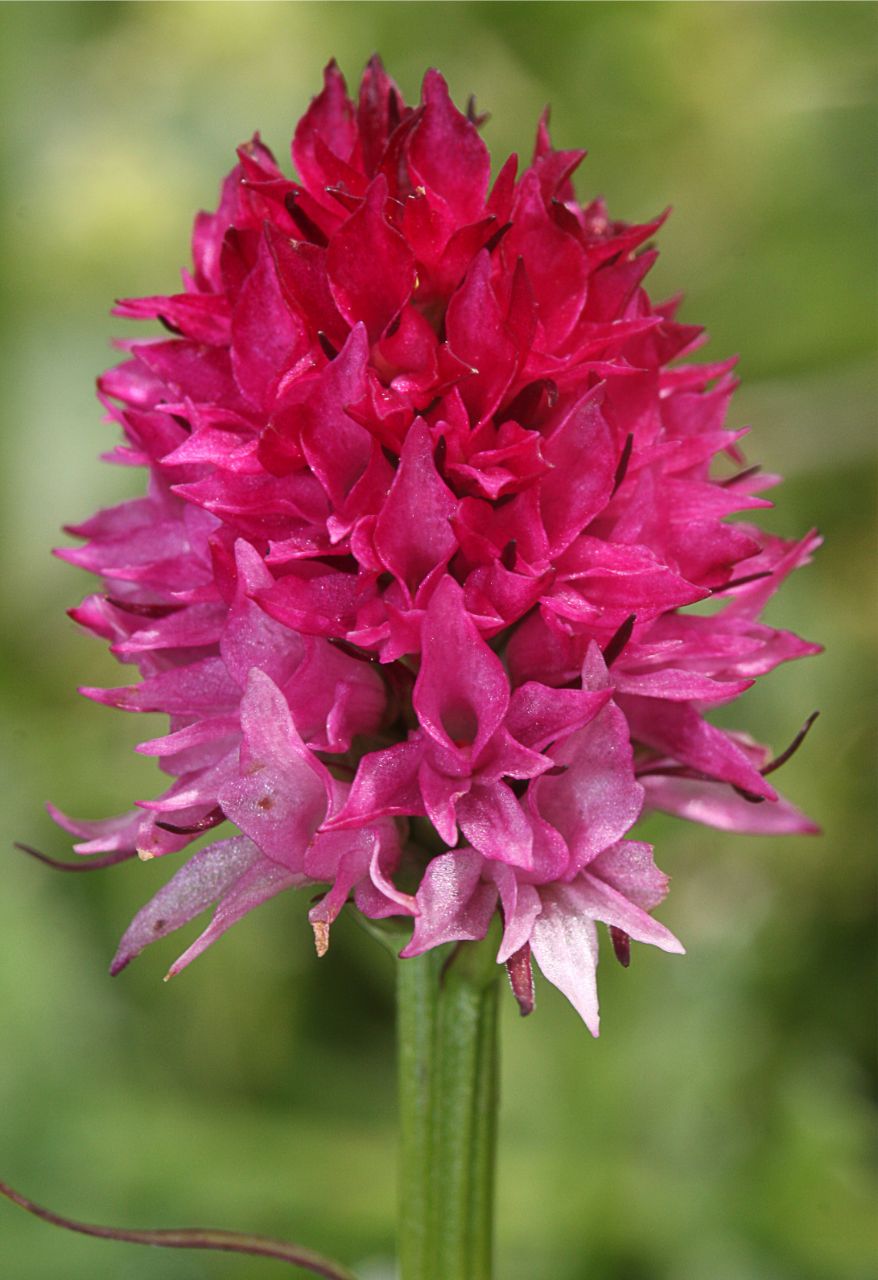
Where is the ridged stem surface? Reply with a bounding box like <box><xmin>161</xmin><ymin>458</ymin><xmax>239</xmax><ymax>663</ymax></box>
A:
<box><xmin>396</xmin><ymin>942</ymin><xmax>501</xmax><ymax>1280</ymax></box>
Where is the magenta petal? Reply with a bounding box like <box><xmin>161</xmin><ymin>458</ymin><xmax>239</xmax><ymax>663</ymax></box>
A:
<box><xmin>220</xmin><ymin>539</ymin><xmax>305</xmax><ymax>688</ymax></box>
<box><xmin>374</xmin><ymin>418</ymin><xmax>457</xmax><ymax>599</ymax></box>
<box><xmin>329</xmin><ymin>738</ymin><xmax>426</xmax><ymax>827</ymax></box>
<box><xmin>641</xmin><ymin>775</ymin><xmax>819</xmax><ymax>835</ymax></box>
<box><xmin>47</xmin><ymin>804</ymin><xmax>143</xmax><ymax>855</ymax></box>
<box><xmin>400</xmin><ymin>849</ymin><xmax>496</xmax><ymax>957</ymax></box>
<box><xmin>444</xmin><ymin>252</ymin><xmax>517</xmax><ymax>421</ymax></box>
<box><xmin>613</xmin><ymin>668</ymin><xmax>753</xmax><ymax>703</ymax></box>
<box><xmin>367</xmin><ymin>834</ymin><xmax>417</xmax><ymax>914</ymax></box>
<box><xmin>230</xmin><ymin>232</ymin><xmax>309</xmax><ymax>411</ymax></box>
<box><xmin>292</xmin><ymin>60</ymin><xmax>358</xmax><ymax>195</ymax></box>
<box><xmin>456</xmin><ymin>781</ymin><xmax>533</xmax><ymax>868</ymax></box>
<box><xmin>486</xmin><ymin>862</ymin><xmax>542</xmax><ymax>963</ymax></box>
<box><xmin>298</xmin><ymin>325</ymin><xmax>373</xmax><ymax>506</ymax></box>
<box><xmin>305</xmin><ymin>828</ymin><xmax>376</xmax><ymax>937</ymax></box>
<box><xmin>723</xmin><ymin>529</ymin><xmax>822</xmax><ymax>619</ymax></box>
<box><xmin>81</xmin><ymin>657</ymin><xmax>239</xmax><ymax>717</ymax></box>
<box><xmin>418</xmin><ymin>758</ymin><xmax>468</xmax><ymax>845</ymax></box>
<box><xmin>256</xmin><ymin>565</ymin><xmax>366</xmax><ymax>639</ymax></box>
<box><xmin>327</xmin><ymin>175</ymin><xmax>415</xmax><ymax>341</ymax></box>
<box><xmin>506</xmin><ymin>683</ymin><xmax>612</xmax><ymax>752</ymax></box>
<box><xmin>414</xmin><ymin>577</ymin><xmax>510</xmax><ymax>755</ymax></box>
<box><xmin>408</xmin><ymin>70</ymin><xmax>491</xmax><ymax>224</ymax></box>
<box><xmin>217</xmin><ymin>670</ymin><xmax>329</xmax><ymax>866</ymax></box>
<box><xmin>538</xmin><ymin>388</ymin><xmax>616</xmax><ymax>555</ymax></box>
<box><xmin>622</xmin><ymin>696</ymin><xmax>777</xmax><ymax>800</ymax></box>
<box><xmin>533</xmin><ymin>702</ymin><xmax>644</xmax><ymax>869</ymax></box>
<box><xmin>110</xmin><ymin>835</ymin><xmax>263</xmax><ymax>973</ymax></box>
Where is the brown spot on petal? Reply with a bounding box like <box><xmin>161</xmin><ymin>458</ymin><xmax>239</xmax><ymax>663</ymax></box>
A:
<box><xmin>312</xmin><ymin>920</ymin><xmax>330</xmax><ymax>957</ymax></box>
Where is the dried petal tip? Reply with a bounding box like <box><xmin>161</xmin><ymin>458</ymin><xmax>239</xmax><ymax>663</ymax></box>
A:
<box><xmin>312</xmin><ymin>920</ymin><xmax>330</xmax><ymax>958</ymax></box>
<box><xmin>609</xmin><ymin>925</ymin><xmax>631</xmax><ymax>968</ymax></box>
<box><xmin>505</xmin><ymin>943</ymin><xmax>535</xmax><ymax>1016</ymax></box>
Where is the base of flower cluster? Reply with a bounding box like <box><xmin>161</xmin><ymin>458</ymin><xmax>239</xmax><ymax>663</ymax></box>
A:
<box><xmin>397</xmin><ymin>937</ymin><xmax>501</xmax><ymax>1280</ymax></box>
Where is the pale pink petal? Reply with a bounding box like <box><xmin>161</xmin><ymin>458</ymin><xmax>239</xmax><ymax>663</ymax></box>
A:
<box><xmin>110</xmin><ymin>835</ymin><xmax>263</xmax><ymax>973</ymax></box>
<box><xmin>400</xmin><ymin>849</ymin><xmax>496</xmax><ymax>958</ymax></box>
<box><xmin>530</xmin><ymin>888</ymin><xmax>601</xmax><ymax>1035</ymax></box>
<box><xmin>166</xmin><ymin>855</ymin><xmax>304</xmax><ymax>977</ymax></box>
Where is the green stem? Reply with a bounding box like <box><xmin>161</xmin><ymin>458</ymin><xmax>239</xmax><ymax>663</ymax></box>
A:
<box><xmin>396</xmin><ymin>941</ymin><xmax>501</xmax><ymax>1280</ymax></box>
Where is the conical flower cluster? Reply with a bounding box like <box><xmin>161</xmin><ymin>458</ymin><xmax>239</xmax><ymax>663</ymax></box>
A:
<box><xmin>55</xmin><ymin>60</ymin><xmax>819</xmax><ymax>1032</ymax></box>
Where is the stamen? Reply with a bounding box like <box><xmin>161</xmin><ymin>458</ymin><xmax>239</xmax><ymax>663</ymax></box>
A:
<box><xmin>283</xmin><ymin>191</ymin><xmax>329</xmax><ymax>248</ymax></box>
<box><xmin>317</xmin><ymin>331</ymin><xmax>338</xmax><ymax>360</ymax></box>
<box><xmin>13</xmin><ymin>842</ymin><xmax>137</xmax><ymax>872</ymax></box>
<box><xmin>731</xmin><ymin>785</ymin><xmax>766</xmax><ymax>804</ymax></box>
<box><xmin>0</xmin><ymin>1179</ymin><xmax>357</xmax><ymax>1278</ymax></box>
<box><xmin>711</xmin><ymin>571</ymin><xmax>773</xmax><ymax>595</ymax></box>
<box><xmin>761</xmin><ymin>711</ymin><xmax>819</xmax><ymax>778</ymax></box>
<box><xmin>155</xmin><ymin>807</ymin><xmax>226</xmax><ymax>836</ymax></box>
<box><xmin>602</xmin><ymin>613</ymin><xmax>636</xmax><ymax>667</ymax></box>
<box><xmin>484</xmin><ymin>221</ymin><xmax>512</xmax><ymax>254</ymax></box>
<box><xmin>721</xmin><ymin>463</ymin><xmax>761</xmax><ymax>488</ymax></box>
<box><xmin>327</xmin><ymin>636</ymin><xmax>380</xmax><ymax>663</ymax></box>
<box><xmin>639</xmin><ymin>712</ymin><xmax>818</xmax><ymax>803</ymax></box>
<box><xmin>611</xmin><ymin>433</ymin><xmax>634</xmax><ymax>496</ymax></box>
<box><xmin>466</xmin><ymin>95</ymin><xmax>490</xmax><ymax>128</ymax></box>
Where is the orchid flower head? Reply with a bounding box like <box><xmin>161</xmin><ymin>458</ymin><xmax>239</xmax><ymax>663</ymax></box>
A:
<box><xmin>50</xmin><ymin>59</ymin><xmax>819</xmax><ymax>1032</ymax></box>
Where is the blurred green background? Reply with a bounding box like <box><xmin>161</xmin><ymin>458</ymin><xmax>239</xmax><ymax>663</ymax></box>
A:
<box><xmin>1</xmin><ymin>3</ymin><xmax>875</xmax><ymax>1278</ymax></box>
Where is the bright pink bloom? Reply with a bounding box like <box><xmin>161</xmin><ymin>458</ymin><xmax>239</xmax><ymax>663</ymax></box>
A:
<box><xmin>55</xmin><ymin>60</ymin><xmax>819</xmax><ymax>1032</ymax></box>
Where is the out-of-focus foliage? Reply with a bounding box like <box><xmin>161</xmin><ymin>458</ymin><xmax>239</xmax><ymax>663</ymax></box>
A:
<box><xmin>1</xmin><ymin>4</ymin><xmax>874</xmax><ymax>1278</ymax></box>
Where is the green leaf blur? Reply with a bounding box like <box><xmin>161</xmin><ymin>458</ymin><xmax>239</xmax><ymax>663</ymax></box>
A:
<box><xmin>1</xmin><ymin>4</ymin><xmax>874</xmax><ymax>1278</ymax></box>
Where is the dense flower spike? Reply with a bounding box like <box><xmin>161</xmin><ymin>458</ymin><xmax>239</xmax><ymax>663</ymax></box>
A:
<box><xmin>55</xmin><ymin>59</ymin><xmax>819</xmax><ymax>1032</ymax></box>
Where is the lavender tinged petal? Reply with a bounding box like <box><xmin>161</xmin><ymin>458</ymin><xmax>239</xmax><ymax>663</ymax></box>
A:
<box><xmin>110</xmin><ymin>836</ymin><xmax>261</xmax><ymax>973</ymax></box>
